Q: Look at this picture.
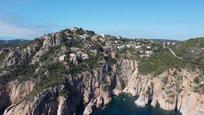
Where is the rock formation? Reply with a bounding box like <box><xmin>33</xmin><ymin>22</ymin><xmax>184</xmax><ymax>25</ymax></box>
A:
<box><xmin>0</xmin><ymin>28</ymin><xmax>204</xmax><ymax>115</ymax></box>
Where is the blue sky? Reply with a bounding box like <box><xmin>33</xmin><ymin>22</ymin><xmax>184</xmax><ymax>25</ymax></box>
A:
<box><xmin>0</xmin><ymin>0</ymin><xmax>204</xmax><ymax>40</ymax></box>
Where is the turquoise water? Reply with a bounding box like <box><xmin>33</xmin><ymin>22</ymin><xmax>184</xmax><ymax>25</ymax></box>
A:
<box><xmin>92</xmin><ymin>94</ymin><xmax>181</xmax><ymax>115</ymax></box>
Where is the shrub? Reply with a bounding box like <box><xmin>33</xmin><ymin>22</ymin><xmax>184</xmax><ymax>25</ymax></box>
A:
<box><xmin>138</xmin><ymin>49</ymin><xmax>184</xmax><ymax>75</ymax></box>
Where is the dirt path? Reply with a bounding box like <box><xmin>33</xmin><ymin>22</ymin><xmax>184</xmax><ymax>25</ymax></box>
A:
<box><xmin>168</xmin><ymin>48</ymin><xmax>183</xmax><ymax>59</ymax></box>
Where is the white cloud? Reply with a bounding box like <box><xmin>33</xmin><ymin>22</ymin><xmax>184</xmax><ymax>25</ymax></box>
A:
<box><xmin>0</xmin><ymin>15</ymin><xmax>62</xmax><ymax>40</ymax></box>
<box><xmin>0</xmin><ymin>19</ymin><xmax>41</xmax><ymax>39</ymax></box>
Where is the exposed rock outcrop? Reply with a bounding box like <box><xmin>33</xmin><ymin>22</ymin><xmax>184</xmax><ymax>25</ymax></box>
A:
<box><xmin>0</xmin><ymin>80</ymin><xmax>34</xmax><ymax>112</ymax></box>
<box><xmin>1</xmin><ymin>28</ymin><xmax>204</xmax><ymax>115</ymax></box>
<box><xmin>124</xmin><ymin>69</ymin><xmax>204</xmax><ymax>115</ymax></box>
<box><xmin>1</xmin><ymin>59</ymin><xmax>137</xmax><ymax>115</ymax></box>
<box><xmin>3</xmin><ymin>59</ymin><xmax>204</xmax><ymax>115</ymax></box>
<box><xmin>3</xmin><ymin>85</ymin><xmax>70</xmax><ymax>115</ymax></box>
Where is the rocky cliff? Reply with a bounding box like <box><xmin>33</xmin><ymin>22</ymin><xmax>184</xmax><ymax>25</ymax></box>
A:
<box><xmin>124</xmin><ymin>69</ymin><xmax>204</xmax><ymax>115</ymax></box>
<box><xmin>1</xmin><ymin>59</ymin><xmax>135</xmax><ymax>115</ymax></box>
<box><xmin>0</xmin><ymin>28</ymin><xmax>204</xmax><ymax>115</ymax></box>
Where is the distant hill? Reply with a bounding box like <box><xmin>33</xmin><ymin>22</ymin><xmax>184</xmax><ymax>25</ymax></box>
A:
<box><xmin>149</xmin><ymin>39</ymin><xmax>180</xmax><ymax>43</ymax></box>
<box><xmin>0</xmin><ymin>39</ymin><xmax>31</xmax><ymax>48</ymax></box>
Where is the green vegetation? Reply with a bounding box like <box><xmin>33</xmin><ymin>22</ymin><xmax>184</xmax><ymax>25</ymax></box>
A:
<box><xmin>104</xmin><ymin>56</ymin><xmax>117</xmax><ymax>65</ymax></box>
<box><xmin>75</xmin><ymin>28</ymin><xmax>85</xmax><ymax>35</ymax></box>
<box><xmin>173</xmin><ymin>38</ymin><xmax>204</xmax><ymax>69</ymax></box>
<box><xmin>1</xmin><ymin>29</ymin><xmax>204</xmax><ymax>100</ymax></box>
<box><xmin>69</xmin><ymin>62</ymin><xmax>88</xmax><ymax>75</ymax></box>
<box><xmin>26</xmin><ymin>62</ymin><xmax>67</xmax><ymax>99</ymax></box>
<box><xmin>174</xmin><ymin>38</ymin><xmax>204</xmax><ymax>55</ymax></box>
<box><xmin>117</xmin><ymin>47</ymin><xmax>139</xmax><ymax>59</ymax></box>
<box><xmin>0</xmin><ymin>40</ymin><xmax>31</xmax><ymax>49</ymax></box>
<box><xmin>40</xmin><ymin>45</ymin><xmax>61</xmax><ymax>62</ymax></box>
<box><xmin>69</xmin><ymin>57</ymin><xmax>101</xmax><ymax>75</ymax></box>
<box><xmin>63</xmin><ymin>38</ymin><xmax>84</xmax><ymax>49</ymax></box>
<box><xmin>48</xmin><ymin>62</ymin><xmax>67</xmax><ymax>76</ymax></box>
<box><xmin>0</xmin><ymin>38</ymin><xmax>43</xmax><ymax>87</ymax></box>
<box><xmin>138</xmin><ymin>49</ymin><xmax>184</xmax><ymax>75</ymax></box>
<box><xmin>0</xmin><ymin>51</ymin><xmax>7</xmax><ymax>61</ymax></box>
<box><xmin>0</xmin><ymin>62</ymin><xmax>37</xmax><ymax>87</ymax></box>
<box><xmin>36</xmin><ymin>62</ymin><xmax>66</xmax><ymax>88</ymax></box>
<box><xmin>192</xmin><ymin>73</ymin><xmax>204</xmax><ymax>94</ymax></box>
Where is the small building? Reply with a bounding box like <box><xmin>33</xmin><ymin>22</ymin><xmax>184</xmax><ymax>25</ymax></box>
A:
<box><xmin>147</xmin><ymin>46</ymin><xmax>151</xmax><ymax>49</ymax></box>
<box><xmin>59</xmin><ymin>54</ymin><xmax>66</xmax><ymax>61</ymax></box>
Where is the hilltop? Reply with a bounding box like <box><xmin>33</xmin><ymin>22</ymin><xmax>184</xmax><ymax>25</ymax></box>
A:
<box><xmin>0</xmin><ymin>27</ymin><xmax>204</xmax><ymax>115</ymax></box>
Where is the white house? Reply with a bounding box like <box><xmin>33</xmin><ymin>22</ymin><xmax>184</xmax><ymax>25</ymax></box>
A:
<box><xmin>59</xmin><ymin>54</ymin><xmax>66</xmax><ymax>61</ymax></box>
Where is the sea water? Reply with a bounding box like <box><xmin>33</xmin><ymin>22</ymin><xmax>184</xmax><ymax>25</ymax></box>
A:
<box><xmin>92</xmin><ymin>94</ymin><xmax>181</xmax><ymax>115</ymax></box>
<box><xmin>0</xmin><ymin>94</ymin><xmax>182</xmax><ymax>115</ymax></box>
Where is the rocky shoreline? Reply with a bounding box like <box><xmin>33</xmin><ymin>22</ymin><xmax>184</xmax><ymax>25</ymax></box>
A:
<box><xmin>91</xmin><ymin>93</ymin><xmax>181</xmax><ymax>115</ymax></box>
<box><xmin>1</xmin><ymin>59</ymin><xmax>203</xmax><ymax>115</ymax></box>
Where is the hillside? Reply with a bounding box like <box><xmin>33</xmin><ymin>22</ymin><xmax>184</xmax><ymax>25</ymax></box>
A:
<box><xmin>0</xmin><ymin>39</ymin><xmax>31</xmax><ymax>49</ymax></box>
<box><xmin>0</xmin><ymin>28</ymin><xmax>204</xmax><ymax>115</ymax></box>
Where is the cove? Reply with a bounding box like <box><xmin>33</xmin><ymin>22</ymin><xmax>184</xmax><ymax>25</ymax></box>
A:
<box><xmin>92</xmin><ymin>94</ymin><xmax>182</xmax><ymax>115</ymax></box>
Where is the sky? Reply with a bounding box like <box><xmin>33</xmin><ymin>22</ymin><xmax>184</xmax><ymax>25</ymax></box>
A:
<box><xmin>0</xmin><ymin>0</ymin><xmax>204</xmax><ymax>40</ymax></box>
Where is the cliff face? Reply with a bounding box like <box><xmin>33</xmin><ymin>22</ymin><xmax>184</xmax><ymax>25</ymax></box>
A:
<box><xmin>0</xmin><ymin>80</ymin><xmax>34</xmax><ymax>112</ymax></box>
<box><xmin>0</xmin><ymin>59</ymin><xmax>137</xmax><ymax>115</ymax></box>
<box><xmin>124</xmin><ymin>69</ymin><xmax>204</xmax><ymax>115</ymax></box>
<box><xmin>4</xmin><ymin>86</ymin><xmax>67</xmax><ymax>115</ymax></box>
<box><xmin>1</xmin><ymin>28</ymin><xmax>204</xmax><ymax>115</ymax></box>
<box><xmin>1</xmin><ymin>57</ymin><xmax>204</xmax><ymax>115</ymax></box>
